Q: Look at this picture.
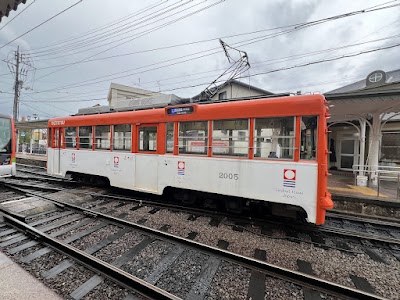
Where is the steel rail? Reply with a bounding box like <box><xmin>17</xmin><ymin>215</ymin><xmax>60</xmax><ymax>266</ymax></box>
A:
<box><xmin>2</xmin><ymin>181</ymin><xmax>399</xmax><ymax>247</ymax></box>
<box><xmin>2</xmin><ymin>185</ymin><xmax>388</xmax><ymax>300</ymax></box>
<box><xmin>327</xmin><ymin>211</ymin><xmax>400</xmax><ymax>228</ymax></box>
<box><xmin>318</xmin><ymin>226</ymin><xmax>400</xmax><ymax>246</ymax></box>
<box><xmin>2</xmin><ymin>213</ymin><xmax>181</xmax><ymax>300</ymax></box>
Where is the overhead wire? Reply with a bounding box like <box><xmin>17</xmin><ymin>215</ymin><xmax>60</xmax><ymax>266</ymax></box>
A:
<box><xmin>32</xmin><ymin>1</ymin><xmax>400</xmax><ymax>67</ymax></box>
<box><xmin>28</xmin><ymin>0</ymin><xmax>193</xmax><ymax>57</ymax></box>
<box><xmin>24</xmin><ymin>39</ymin><xmax>400</xmax><ymax>102</ymax></box>
<box><xmin>33</xmin><ymin>1</ymin><xmax>400</xmax><ymax>87</ymax></box>
<box><xmin>158</xmin><ymin>41</ymin><xmax>400</xmax><ymax>93</ymax></box>
<box><xmin>27</xmin><ymin>0</ymin><xmax>168</xmax><ymax>52</ymax></box>
<box><xmin>36</xmin><ymin>29</ymin><xmax>400</xmax><ymax>93</ymax></box>
<box><xmin>34</xmin><ymin>0</ymin><xmax>228</xmax><ymax>81</ymax></box>
<box><xmin>0</xmin><ymin>0</ymin><xmax>84</xmax><ymax>50</ymax></box>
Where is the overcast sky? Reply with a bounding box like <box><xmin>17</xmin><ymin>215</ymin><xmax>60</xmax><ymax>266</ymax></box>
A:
<box><xmin>0</xmin><ymin>0</ymin><xmax>399</xmax><ymax>120</ymax></box>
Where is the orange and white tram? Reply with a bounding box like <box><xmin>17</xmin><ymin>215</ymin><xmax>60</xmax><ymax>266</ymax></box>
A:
<box><xmin>0</xmin><ymin>114</ymin><xmax>16</xmax><ymax>178</ymax></box>
<box><xmin>47</xmin><ymin>94</ymin><xmax>333</xmax><ymax>225</ymax></box>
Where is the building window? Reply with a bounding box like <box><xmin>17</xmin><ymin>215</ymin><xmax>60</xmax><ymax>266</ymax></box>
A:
<box><xmin>65</xmin><ymin>127</ymin><xmax>77</xmax><ymax>148</ymax></box>
<box><xmin>113</xmin><ymin>124</ymin><xmax>131</xmax><ymax>151</ymax></box>
<box><xmin>254</xmin><ymin>117</ymin><xmax>295</xmax><ymax>159</ymax></box>
<box><xmin>218</xmin><ymin>91</ymin><xmax>227</xmax><ymax>100</ymax></box>
<box><xmin>300</xmin><ymin>116</ymin><xmax>318</xmax><ymax>160</ymax></box>
<box><xmin>179</xmin><ymin>121</ymin><xmax>208</xmax><ymax>155</ymax></box>
<box><xmin>78</xmin><ymin>126</ymin><xmax>92</xmax><ymax>149</ymax></box>
<box><xmin>95</xmin><ymin>125</ymin><xmax>110</xmax><ymax>150</ymax></box>
<box><xmin>212</xmin><ymin>119</ymin><xmax>249</xmax><ymax>157</ymax></box>
<box><xmin>139</xmin><ymin>126</ymin><xmax>157</xmax><ymax>152</ymax></box>
<box><xmin>166</xmin><ymin>122</ymin><xmax>174</xmax><ymax>153</ymax></box>
<box><xmin>381</xmin><ymin>132</ymin><xmax>400</xmax><ymax>162</ymax></box>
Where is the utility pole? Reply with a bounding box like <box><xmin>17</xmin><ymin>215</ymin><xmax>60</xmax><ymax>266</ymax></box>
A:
<box><xmin>13</xmin><ymin>46</ymin><xmax>21</xmax><ymax>121</ymax></box>
<box><xmin>6</xmin><ymin>47</ymin><xmax>35</xmax><ymax>121</ymax></box>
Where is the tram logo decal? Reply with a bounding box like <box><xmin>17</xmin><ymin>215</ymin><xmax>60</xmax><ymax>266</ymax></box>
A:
<box><xmin>114</xmin><ymin>156</ymin><xmax>119</xmax><ymax>168</ymax></box>
<box><xmin>177</xmin><ymin>161</ymin><xmax>185</xmax><ymax>175</ymax></box>
<box><xmin>283</xmin><ymin>169</ymin><xmax>296</xmax><ymax>188</ymax></box>
<box><xmin>72</xmin><ymin>153</ymin><xmax>76</xmax><ymax>163</ymax></box>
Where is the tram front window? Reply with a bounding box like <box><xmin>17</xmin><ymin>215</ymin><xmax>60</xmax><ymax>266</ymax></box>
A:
<box><xmin>0</xmin><ymin>117</ymin><xmax>11</xmax><ymax>154</ymax></box>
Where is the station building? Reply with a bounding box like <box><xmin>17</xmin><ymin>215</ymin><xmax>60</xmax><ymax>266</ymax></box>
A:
<box><xmin>325</xmin><ymin>68</ymin><xmax>400</xmax><ymax>184</ymax></box>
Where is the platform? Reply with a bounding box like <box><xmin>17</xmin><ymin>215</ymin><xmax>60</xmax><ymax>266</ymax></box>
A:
<box><xmin>328</xmin><ymin>171</ymin><xmax>399</xmax><ymax>200</ymax></box>
<box><xmin>16</xmin><ymin>153</ymin><xmax>47</xmax><ymax>167</ymax></box>
<box><xmin>0</xmin><ymin>251</ymin><xmax>62</xmax><ymax>300</ymax></box>
<box><xmin>16</xmin><ymin>153</ymin><xmax>47</xmax><ymax>162</ymax></box>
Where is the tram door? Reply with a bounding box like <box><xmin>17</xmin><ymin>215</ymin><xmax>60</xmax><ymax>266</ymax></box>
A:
<box><xmin>53</xmin><ymin>128</ymin><xmax>62</xmax><ymax>174</ymax></box>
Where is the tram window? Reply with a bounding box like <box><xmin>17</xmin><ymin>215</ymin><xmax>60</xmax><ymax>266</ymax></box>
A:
<box><xmin>254</xmin><ymin>117</ymin><xmax>295</xmax><ymax>159</ymax></box>
<box><xmin>0</xmin><ymin>117</ymin><xmax>11</xmax><ymax>153</ymax></box>
<box><xmin>78</xmin><ymin>126</ymin><xmax>92</xmax><ymax>149</ymax></box>
<box><xmin>178</xmin><ymin>121</ymin><xmax>208</xmax><ymax>155</ymax></box>
<box><xmin>65</xmin><ymin>127</ymin><xmax>77</xmax><ymax>148</ymax></box>
<box><xmin>300</xmin><ymin>116</ymin><xmax>318</xmax><ymax>160</ymax></box>
<box><xmin>139</xmin><ymin>126</ymin><xmax>157</xmax><ymax>152</ymax></box>
<box><xmin>212</xmin><ymin>119</ymin><xmax>249</xmax><ymax>157</ymax></box>
<box><xmin>95</xmin><ymin>125</ymin><xmax>110</xmax><ymax>150</ymax></box>
<box><xmin>166</xmin><ymin>122</ymin><xmax>174</xmax><ymax>153</ymax></box>
<box><xmin>113</xmin><ymin>124</ymin><xmax>131</xmax><ymax>151</ymax></box>
<box><xmin>47</xmin><ymin>128</ymin><xmax>52</xmax><ymax>147</ymax></box>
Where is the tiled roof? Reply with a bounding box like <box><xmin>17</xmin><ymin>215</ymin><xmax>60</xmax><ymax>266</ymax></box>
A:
<box><xmin>0</xmin><ymin>0</ymin><xmax>26</xmax><ymax>22</ymax></box>
<box><xmin>327</xmin><ymin>68</ymin><xmax>400</xmax><ymax>94</ymax></box>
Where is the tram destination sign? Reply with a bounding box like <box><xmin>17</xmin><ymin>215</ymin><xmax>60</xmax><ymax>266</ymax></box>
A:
<box><xmin>166</xmin><ymin>106</ymin><xmax>194</xmax><ymax>116</ymax></box>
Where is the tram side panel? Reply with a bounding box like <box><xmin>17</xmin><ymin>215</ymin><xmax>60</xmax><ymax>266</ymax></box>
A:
<box><xmin>49</xmin><ymin>150</ymin><xmax>318</xmax><ymax>224</ymax></box>
<box><xmin>158</xmin><ymin>156</ymin><xmax>318</xmax><ymax>224</ymax></box>
<box><xmin>51</xmin><ymin>149</ymin><xmax>136</xmax><ymax>189</ymax></box>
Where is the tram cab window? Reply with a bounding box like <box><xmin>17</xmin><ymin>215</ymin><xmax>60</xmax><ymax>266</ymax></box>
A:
<box><xmin>166</xmin><ymin>123</ymin><xmax>174</xmax><ymax>153</ymax></box>
<box><xmin>113</xmin><ymin>124</ymin><xmax>131</xmax><ymax>151</ymax></box>
<box><xmin>300</xmin><ymin>116</ymin><xmax>318</xmax><ymax>160</ymax></box>
<box><xmin>139</xmin><ymin>126</ymin><xmax>157</xmax><ymax>152</ymax></box>
<box><xmin>95</xmin><ymin>126</ymin><xmax>111</xmax><ymax>150</ymax></box>
<box><xmin>65</xmin><ymin>127</ymin><xmax>77</xmax><ymax>149</ymax></box>
<box><xmin>254</xmin><ymin>117</ymin><xmax>295</xmax><ymax>159</ymax></box>
<box><xmin>48</xmin><ymin>128</ymin><xmax>52</xmax><ymax>148</ymax></box>
<box><xmin>78</xmin><ymin>126</ymin><xmax>93</xmax><ymax>149</ymax></box>
<box><xmin>178</xmin><ymin>121</ymin><xmax>208</xmax><ymax>155</ymax></box>
<box><xmin>212</xmin><ymin>119</ymin><xmax>249</xmax><ymax>157</ymax></box>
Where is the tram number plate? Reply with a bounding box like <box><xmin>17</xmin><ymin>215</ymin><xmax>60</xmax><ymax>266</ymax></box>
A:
<box><xmin>219</xmin><ymin>172</ymin><xmax>239</xmax><ymax>180</ymax></box>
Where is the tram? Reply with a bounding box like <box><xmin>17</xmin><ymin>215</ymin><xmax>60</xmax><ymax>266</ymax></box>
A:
<box><xmin>0</xmin><ymin>114</ymin><xmax>16</xmax><ymax>177</ymax></box>
<box><xmin>47</xmin><ymin>94</ymin><xmax>333</xmax><ymax>225</ymax></box>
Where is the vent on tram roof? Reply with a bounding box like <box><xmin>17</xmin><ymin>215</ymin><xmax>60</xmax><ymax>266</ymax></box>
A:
<box><xmin>112</xmin><ymin>94</ymin><xmax>181</xmax><ymax>111</ymax></box>
<box><xmin>76</xmin><ymin>94</ymin><xmax>182</xmax><ymax>115</ymax></box>
<box><xmin>76</xmin><ymin>105</ymin><xmax>113</xmax><ymax>115</ymax></box>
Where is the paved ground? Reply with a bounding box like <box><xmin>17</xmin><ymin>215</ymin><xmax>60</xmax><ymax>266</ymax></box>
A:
<box><xmin>329</xmin><ymin>171</ymin><xmax>400</xmax><ymax>200</ymax></box>
<box><xmin>0</xmin><ymin>251</ymin><xmax>63</xmax><ymax>300</ymax></box>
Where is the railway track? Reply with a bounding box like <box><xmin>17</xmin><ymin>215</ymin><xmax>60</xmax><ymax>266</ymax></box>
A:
<box><xmin>3</xmin><ymin>176</ymin><xmax>399</xmax><ymax>249</ymax></box>
<box><xmin>1</xmin><ymin>172</ymin><xmax>399</xmax><ymax>298</ymax></box>
<box><xmin>0</xmin><ymin>198</ymin><xmax>387</xmax><ymax>300</ymax></box>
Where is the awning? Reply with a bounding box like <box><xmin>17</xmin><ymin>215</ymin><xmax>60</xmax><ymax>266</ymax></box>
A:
<box><xmin>0</xmin><ymin>0</ymin><xmax>26</xmax><ymax>22</ymax></box>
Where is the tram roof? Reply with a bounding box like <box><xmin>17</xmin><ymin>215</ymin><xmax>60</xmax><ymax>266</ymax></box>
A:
<box><xmin>48</xmin><ymin>94</ymin><xmax>326</xmax><ymax>127</ymax></box>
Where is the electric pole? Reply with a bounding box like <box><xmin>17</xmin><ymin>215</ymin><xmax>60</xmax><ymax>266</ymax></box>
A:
<box><xmin>13</xmin><ymin>46</ymin><xmax>21</xmax><ymax>121</ymax></box>
<box><xmin>6</xmin><ymin>47</ymin><xmax>35</xmax><ymax>121</ymax></box>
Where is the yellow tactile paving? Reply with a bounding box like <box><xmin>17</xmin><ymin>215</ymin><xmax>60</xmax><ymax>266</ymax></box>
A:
<box><xmin>329</xmin><ymin>185</ymin><xmax>387</xmax><ymax>198</ymax></box>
